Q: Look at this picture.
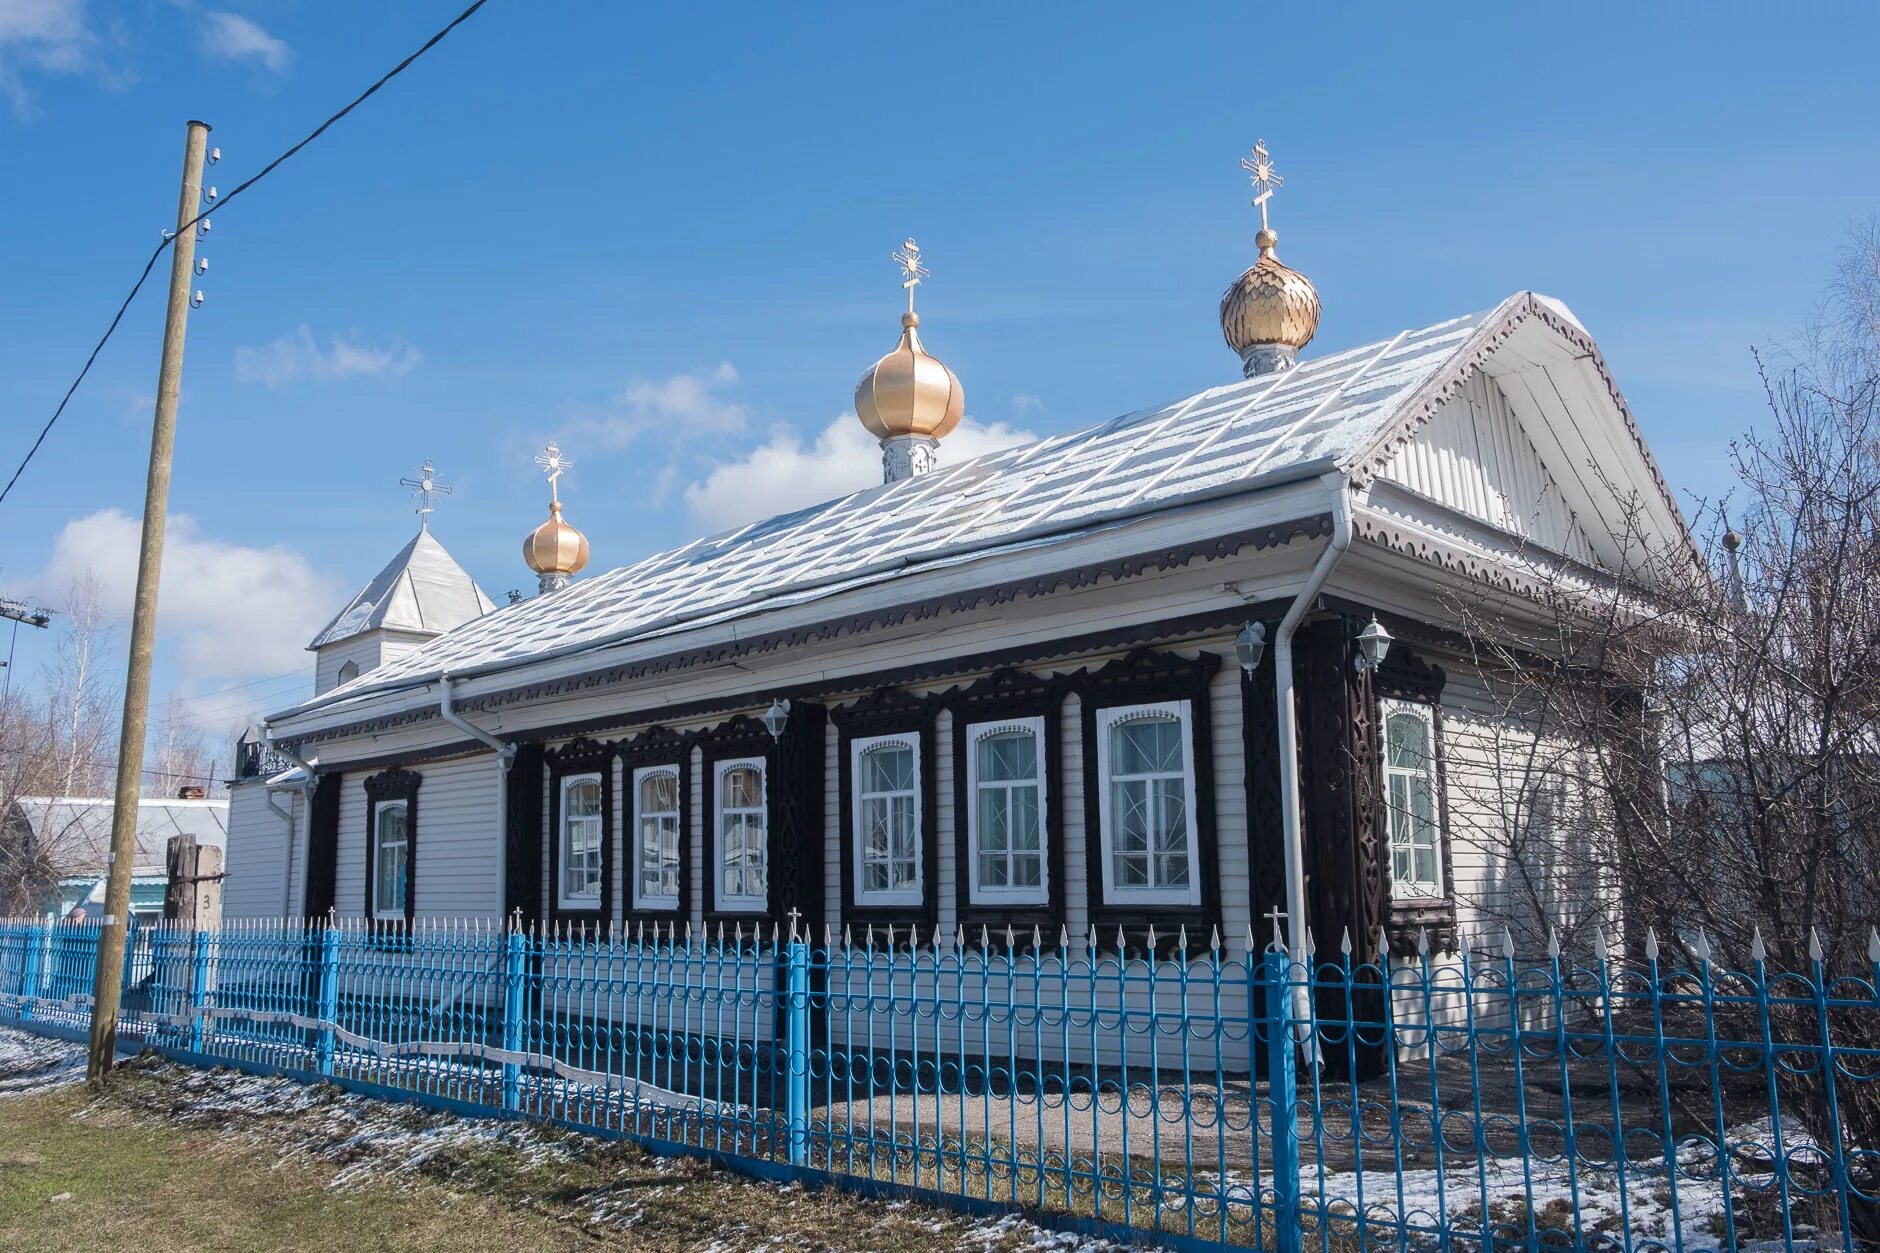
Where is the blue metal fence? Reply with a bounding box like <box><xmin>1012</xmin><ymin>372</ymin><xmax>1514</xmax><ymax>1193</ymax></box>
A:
<box><xmin>1</xmin><ymin>915</ymin><xmax>1875</xmax><ymax>1251</ymax></box>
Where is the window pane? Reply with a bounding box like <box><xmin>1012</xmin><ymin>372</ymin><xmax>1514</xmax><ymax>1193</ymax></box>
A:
<box><xmin>567</xmin><ymin>780</ymin><xmax>601</xmax><ymax>819</ymax></box>
<box><xmin>862</xmin><ymin>744</ymin><xmax>913</xmax><ymax>793</ymax></box>
<box><xmin>724</xmin><ymin>766</ymin><xmax>761</xmax><ymax>808</ymax></box>
<box><xmin>980</xmin><ymin>853</ymin><xmax>1008</xmax><ymax>886</ymax></box>
<box><xmin>1112</xmin><ymin>779</ymin><xmax>1150</xmax><ymax>852</ymax></box>
<box><xmin>641</xmin><ymin>771</ymin><xmax>678</xmax><ymax>813</ymax></box>
<box><xmin>977</xmin><ymin>791</ymin><xmax>1009</xmax><ymax>851</ymax></box>
<box><xmin>1010</xmin><ymin>787</ymin><xmax>1040</xmax><ymax>850</ymax></box>
<box><xmin>1387</xmin><ymin>711</ymin><xmax>1430</xmax><ymax>767</ymax></box>
<box><xmin>379</xmin><ymin>804</ymin><xmax>406</xmax><ymax>845</ymax></box>
<box><xmin>977</xmin><ymin>730</ymin><xmax>1037</xmax><ymax>783</ymax></box>
<box><xmin>1113</xmin><ymin>716</ymin><xmax>1182</xmax><ymax>775</ymax></box>
<box><xmin>1013</xmin><ymin>854</ymin><xmax>1042</xmax><ymax>888</ymax></box>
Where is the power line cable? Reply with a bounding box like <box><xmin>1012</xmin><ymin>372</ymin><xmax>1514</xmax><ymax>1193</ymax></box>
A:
<box><xmin>0</xmin><ymin>0</ymin><xmax>493</xmax><ymax>508</ymax></box>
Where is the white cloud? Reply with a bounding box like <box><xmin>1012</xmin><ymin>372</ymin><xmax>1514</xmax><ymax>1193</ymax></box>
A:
<box><xmin>233</xmin><ymin>325</ymin><xmax>421</xmax><ymax>388</ymax></box>
<box><xmin>1012</xmin><ymin>394</ymin><xmax>1044</xmax><ymax>415</ymax></box>
<box><xmin>198</xmin><ymin>9</ymin><xmax>288</xmax><ymax>72</ymax></box>
<box><xmin>27</xmin><ymin>509</ymin><xmax>344</xmax><ymax>688</ymax></box>
<box><xmin>0</xmin><ymin>0</ymin><xmax>95</xmax><ymax>113</ymax></box>
<box><xmin>569</xmin><ymin>362</ymin><xmax>748</xmax><ymax>450</ymax></box>
<box><xmin>684</xmin><ymin>414</ymin><xmax>1036</xmax><ymax>533</ymax></box>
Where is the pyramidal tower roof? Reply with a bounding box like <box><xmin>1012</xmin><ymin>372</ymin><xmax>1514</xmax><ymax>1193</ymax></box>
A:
<box><xmin>309</xmin><ymin>527</ymin><xmax>495</xmax><ymax>650</ymax></box>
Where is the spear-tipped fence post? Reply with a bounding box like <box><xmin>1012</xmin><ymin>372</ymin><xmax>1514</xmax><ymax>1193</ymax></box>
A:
<box><xmin>501</xmin><ymin>920</ymin><xmax>527</xmax><ymax>1112</ymax></box>
<box><xmin>1263</xmin><ymin>934</ymin><xmax>1302</xmax><ymax>1253</ymax></box>
<box><xmin>188</xmin><ymin>925</ymin><xmax>212</xmax><ymax>1054</ymax></box>
<box><xmin>21</xmin><ymin>922</ymin><xmax>45</xmax><ymax>1021</ymax></box>
<box><xmin>315</xmin><ymin>916</ymin><xmax>339</xmax><ymax>1076</ymax></box>
<box><xmin>784</xmin><ymin>926</ymin><xmax>811</xmax><ymax>1170</ymax></box>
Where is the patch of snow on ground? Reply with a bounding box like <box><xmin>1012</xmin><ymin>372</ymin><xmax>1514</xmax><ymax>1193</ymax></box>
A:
<box><xmin>0</xmin><ymin>1024</ymin><xmax>87</xmax><ymax>1096</ymax></box>
<box><xmin>961</xmin><ymin>1213</ymin><xmax>1156</xmax><ymax>1252</ymax></box>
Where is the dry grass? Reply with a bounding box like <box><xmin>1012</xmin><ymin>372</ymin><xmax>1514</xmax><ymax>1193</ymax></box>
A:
<box><xmin>0</xmin><ymin>1051</ymin><xmax>1148</xmax><ymax>1252</ymax></box>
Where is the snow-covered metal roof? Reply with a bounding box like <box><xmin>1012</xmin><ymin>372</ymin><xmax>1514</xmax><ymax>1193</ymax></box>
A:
<box><xmin>289</xmin><ymin>301</ymin><xmax>1516</xmax><ymax>713</ymax></box>
<box><xmin>309</xmin><ymin>527</ymin><xmax>496</xmax><ymax>649</ymax></box>
<box><xmin>6</xmin><ymin>796</ymin><xmax>228</xmax><ymax>878</ymax></box>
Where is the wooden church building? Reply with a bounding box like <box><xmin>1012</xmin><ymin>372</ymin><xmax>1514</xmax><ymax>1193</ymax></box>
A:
<box><xmin>223</xmin><ymin>153</ymin><xmax>1691</xmax><ymax>973</ymax></box>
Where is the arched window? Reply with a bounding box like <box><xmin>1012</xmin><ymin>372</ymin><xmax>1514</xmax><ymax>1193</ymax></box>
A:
<box><xmin>966</xmin><ymin>719</ymin><xmax>1046</xmax><ymax>905</ymax></box>
<box><xmin>634</xmin><ymin>766</ymin><xmax>681</xmax><ymax>909</ymax></box>
<box><xmin>852</xmin><ymin>734</ymin><xmax>922</xmax><ymax>906</ymax></box>
<box><xmin>371</xmin><ymin>800</ymin><xmax>409</xmax><ymax>921</ymax></box>
<box><xmin>1095</xmin><ymin>702</ymin><xmax>1199</xmax><ymax>906</ymax></box>
<box><xmin>336</xmin><ymin>659</ymin><xmax>360</xmax><ymax>686</ymax></box>
<box><xmin>1382</xmin><ymin>701</ymin><xmax>1442</xmax><ymax>896</ymax></box>
<box><xmin>557</xmin><ymin>774</ymin><xmax>604</xmax><ymax>909</ymax></box>
<box><xmin>715</xmin><ymin>758</ymin><xmax>767</xmax><ymax>911</ymax></box>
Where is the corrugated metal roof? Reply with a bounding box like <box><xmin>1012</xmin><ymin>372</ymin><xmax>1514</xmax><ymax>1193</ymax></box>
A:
<box><xmin>309</xmin><ymin>527</ymin><xmax>496</xmax><ymax>649</ymax></box>
<box><xmin>299</xmin><ymin>303</ymin><xmax>1500</xmax><ymax>707</ymax></box>
<box><xmin>7</xmin><ymin>797</ymin><xmax>229</xmax><ymax>878</ymax></box>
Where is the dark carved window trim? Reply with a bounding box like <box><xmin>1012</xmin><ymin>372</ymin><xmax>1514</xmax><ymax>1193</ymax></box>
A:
<box><xmin>546</xmin><ymin>736</ymin><xmax>615</xmax><ymax>925</ymax></box>
<box><xmin>363</xmin><ymin>767</ymin><xmax>421</xmax><ymax>931</ymax></box>
<box><xmin>1372</xmin><ymin>644</ymin><xmax>1457</xmax><ymax>953</ymax></box>
<box><xmin>1075</xmin><ymin>648</ymin><xmax>1223</xmax><ymax>955</ymax></box>
<box><xmin>699</xmin><ymin>717</ymin><xmax>777</xmax><ymax>930</ymax></box>
<box><xmin>944</xmin><ymin>669</ymin><xmax>1065</xmax><ymax>942</ymax></box>
<box><xmin>832</xmin><ymin>688</ymin><xmax>940</xmax><ymax>937</ymax></box>
<box><xmin>616</xmin><ymin>726</ymin><xmax>691</xmax><ymax>925</ymax></box>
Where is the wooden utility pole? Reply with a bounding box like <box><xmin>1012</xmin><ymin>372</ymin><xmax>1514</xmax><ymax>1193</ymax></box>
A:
<box><xmin>87</xmin><ymin>119</ymin><xmax>211</xmax><ymax>1082</ymax></box>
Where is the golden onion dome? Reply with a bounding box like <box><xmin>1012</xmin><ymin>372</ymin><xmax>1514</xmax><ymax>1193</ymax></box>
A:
<box><xmin>522</xmin><ymin>500</ymin><xmax>589</xmax><ymax>580</ymax></box>
<box><xmin>854</xmin><ymin>311</ymin><xmax>965</xmax><ymax>442</ymax></box>
<box><xmin>1220</xmin><ymin>227</ymin><xmax>1321</xmax><ymax>357</ymax></box>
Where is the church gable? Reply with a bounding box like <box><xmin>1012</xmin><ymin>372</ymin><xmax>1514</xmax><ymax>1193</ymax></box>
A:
<box><xmin>1377</xmin><ymin>369</ymin><xmax>1598</xmax><ymax>565</ymax></box>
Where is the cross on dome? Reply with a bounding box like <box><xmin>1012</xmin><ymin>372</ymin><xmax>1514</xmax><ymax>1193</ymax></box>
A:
<box><xmin>398</xmin><ymin>459</ymin><xmax>452</xmax><ymax>528</ymax></box>
<box><xmin>535</xmin><ymin>441</ymin><xmax>573</xmax><ymax>502</ymax></box>
<box><xmin>1241</xmin><ymin>139</ymin><xmax>1284</xmax><ymax>232</ymax></box>
<box><xmin>892</xmin><ymin>238</ymin><xmax>929</xmax><ymax>313</ymax></box>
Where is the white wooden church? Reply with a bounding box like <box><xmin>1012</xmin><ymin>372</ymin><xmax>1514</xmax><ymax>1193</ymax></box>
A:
<box><xmin>223</xmin><ymin>151</ymin><xmax>1692</xmax><ymax>985</ymax></box>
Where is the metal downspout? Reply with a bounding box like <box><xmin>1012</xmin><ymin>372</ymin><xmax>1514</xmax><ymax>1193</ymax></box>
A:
<box><xmin>263</xmin><ymin>732</ymin><xmax>318</xmax><ymax>918</ymax></box>
<box><xmin>438</xmin><ymin>675</ymin><xmax>516</xmax><ymax>918</ymax></box>
<box><xmin>1273</xmin><ymin>472</ymin><xmax>1354</xmax><ymax>1020</ymax></box>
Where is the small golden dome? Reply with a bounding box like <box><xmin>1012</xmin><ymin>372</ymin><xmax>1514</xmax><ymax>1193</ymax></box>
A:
<box><xmin>854</xmin><ymin>311</ymin><xmax>964</xmax><ymax>441</ymax></box>
<box><xmin>1220</xmin><ymin>228</ymin><xmax>1321</xmax><ymax>357</ymax></box>
<box><xmin>523</xmin><ymin>500</ymin><xmax>589</xmax><ymax>580</ymax></box>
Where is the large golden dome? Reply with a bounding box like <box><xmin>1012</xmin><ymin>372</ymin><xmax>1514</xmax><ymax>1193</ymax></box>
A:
<box><xmin>854</xmin><ymin>311</ymin><xmax>964</xmax><ymax>442</ymax></box>
<box><xmin>1220</xmin><ymin>227</ymin><xmax>1320</xmax><ymax>357</ymax></box>
<box><xmin>523</xmin><ymin>500</ymin><xmax>589</xmax><ymax>582</ymax></box>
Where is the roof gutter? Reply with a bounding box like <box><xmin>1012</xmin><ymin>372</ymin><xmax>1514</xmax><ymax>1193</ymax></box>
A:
<box><xmin>438</xmin><ymin>674</ymin><xmax>516</xmax><ymax>919</ymax></box>
<box><xmin>1272</xmin><ymin>471</ymin><xmax>1354</xmax><ymax>1031</ymax></box>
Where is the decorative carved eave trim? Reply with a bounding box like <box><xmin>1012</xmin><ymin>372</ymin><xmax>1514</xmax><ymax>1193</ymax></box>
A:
<box><xmin>1351</xmin><ymin>511</ymin><xmax>1614</xmax><ymax>602</ymax></box>
<box><xmin>278</xmin><ymin>515</ymin><xmax>1330</xmax><ymax>750</ymax></box>
<box><xmin>544</xmin><ymin>735</ymin><xmax>612</xmax><ymax>771</ymax></box>
<box><xmin>829</xmin><ymin>685</ymin><xmax>938</xmax><ymax>732</ymax></box>
<box><xmin>1344</xmin><ymin>293</ymin><xmax>1686</xmax><ymax>543</ymax></box>
<box><xmin>362</xmin><ymin>766</ymin><xmax>422</xmax><ymax>803</ymax></box>
<box><xmin>1374</xmin><ymin>643</ymin><xmax>1446</xmax><ymax>704</ymax></box>
<box><xmin>614</xmin><ymin>724</ymin><xmax>689</xmax><ymax>765</ymax></box>
<box><xmin>1070</xmin><ymin>645</ymin><xmax>1222</xmax><ymax>701</ymax></box>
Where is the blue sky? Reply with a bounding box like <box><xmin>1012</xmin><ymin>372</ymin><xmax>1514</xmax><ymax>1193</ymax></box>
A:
<box><xmin>2</xmin><ymin>1</ymin><xmax>1878</xmax><ymax>736</ymax></box>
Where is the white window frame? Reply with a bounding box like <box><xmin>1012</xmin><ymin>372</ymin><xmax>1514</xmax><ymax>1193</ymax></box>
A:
<box><xmin>964</xmin><ymin>717</ymin><xmax>1049</xmax><ymax>906</ymax></box>
<box><xmin>371</xmin><ymin>798</ymin><xmax>410</xmax><ymax>921</ymax></box>
<box><xmin>1094</xmin><ymin>701</ymin><xmax>1201</xmax><ymax>907</ymax></box>
<box><xmin>714</xmin><ymin>756</ymin><xmax>768</xmax><ymax>913</ymax></box>
<box><xmin>850</xmin><ymin>732</ymin><xmax>924</xmax><ymax>908</ymax></box>
<box><xmin>632</xmin><ymin>764</ymin><xmax>682</xmax><ymax>911</ymax></box>
<box><xmin>336</xmin><ymin>658</ymin><xmax>360</xmax><ymax>686</ymax></box>
<box><xmin>556</xmin><ymin>771</ymin><xmax>605</xmax><ymax>911</ymax></box>
<box><xmin>1381</xmin><ymin>698</ymin><xmax>1444</xmax><ymax>899</ymax></box>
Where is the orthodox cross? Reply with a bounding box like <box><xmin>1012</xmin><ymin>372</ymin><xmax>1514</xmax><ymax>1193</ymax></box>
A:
<box><xmin>398</xmin><ymin>460</ymin><xmax>451</xmax><ymax>527</ymax></box>
<box><xmin>1240</xmin><ymin>139</ymin><xmax>1284</xmax><ymax>232</ymax></box>
<box><xmin>891</xmin><ymin>237</ymin><xmax>929</xmax><ymax>314</ymax></box>
<box><xmin>1264</xmin><ymin>904</ymin><xmax>1290</xmax><ymax>951</ymax></box>
<box><xmin>535</xmin><ymin>441</ymin><xmax>573</xmax><ymax>505</ymax></box>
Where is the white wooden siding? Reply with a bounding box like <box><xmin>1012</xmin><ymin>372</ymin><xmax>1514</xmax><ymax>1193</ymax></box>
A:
<box><xmin>222</xmin><ymin>782</ymin><xmax>296</xmax><ymax>919</ymax></box>
<box><xmin>1380</xmin><ymin>371</ymin><xmax>1597</xmax><ymax>565</ymax></box>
